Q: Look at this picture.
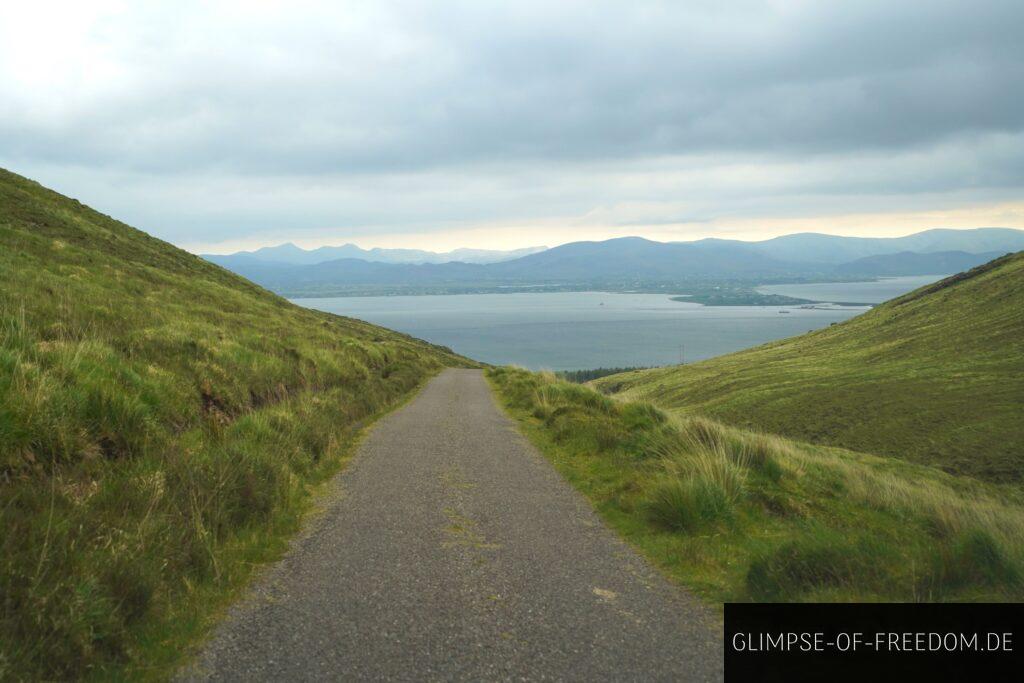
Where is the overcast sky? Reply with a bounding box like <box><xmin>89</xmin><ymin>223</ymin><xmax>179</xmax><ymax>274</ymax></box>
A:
<box><xmin>2</xmin><ymin>1</ymin><xmax>1022</xmax><ymax>253</ymax></box>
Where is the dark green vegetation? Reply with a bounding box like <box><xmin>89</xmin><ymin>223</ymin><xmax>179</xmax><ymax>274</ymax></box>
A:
<box><xmin>594</xmin><ymin>253</ymin><xmax>1024</xmax><ymax>482</ymax></box>
<box><xmin>556</xmin><ymin>367</ymin><xmax>651</xmax><ymax>383</ymax></box>
<box><xmin>0</xmin><ymin>169</ymin><xmax>468</xmax><ymax>679</ymax></box>
<box><xmin>669</xmin><ymin>286</ymin><xmax>810</xmax><ymax>306</ymax></box>
<box><xmin>488</xmin><ymin>367</ymin><xmax>1024</xmax><ymax>604</ymax></box>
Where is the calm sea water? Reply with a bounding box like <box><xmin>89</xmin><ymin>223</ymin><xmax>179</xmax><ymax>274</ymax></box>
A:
<box><xmin>756</xmin><ymin>274</ymin><xmax>946</xmax><ymax>304</ymax></box>
<box><xmin>295</xmin><ymin>291</ymin><xmax>871</xmax><ymax>370</ymax></box>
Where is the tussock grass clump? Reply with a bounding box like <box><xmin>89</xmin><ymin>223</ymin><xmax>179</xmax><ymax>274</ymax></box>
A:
<box><xmin>927</xmin><ymin>529</ymin><xmax>1020</xmax><ymax>595</ymax></box>
<box><xmin>620</xmin><ymin>401</ymin><xmax>668</xmax><ymax>431</ymax></box>
<box><xmin>676</xmin><ymin>416</ymin><xmax>786</xmax><ymax>481</ymax></box>
<box><xmin>745</xmin><ymin>530</ymin><xmax>899</xmax><ymax>601</ymax></box>
<box><xmin>489</xmin><ymin>366</ymin><xmax>1024</xmax><ymax>605</ymax></box>
<box><xmin>647</xmin><ymin>471</ymin><xmax>739</xmax><ymax>532</ymax></box>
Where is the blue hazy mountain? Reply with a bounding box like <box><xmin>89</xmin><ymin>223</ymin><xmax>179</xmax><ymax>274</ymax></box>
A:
<box><xmin>831</xmin><ymin>250</ymin><xmax>1005</xmax><ymax>276</ymax></box>
<box><xmin>203</xmin><ymin>242</ymin><xmax>548</xmax><ymax>268</ymax></box>
<box><xmin>203</xmin><ymin>228</ymin><xmax>1024</xmax><ymax>295</ymax></box>
<box><xmin>699</xmin><ymin>228</ymin><xmax>1024</xmax><ymax>264</ymax></box>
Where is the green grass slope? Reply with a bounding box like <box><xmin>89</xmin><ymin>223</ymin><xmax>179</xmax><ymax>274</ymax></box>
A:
<box><xmin>489</xmin><ymin>368</ymin><xmax>1024</xmax><ymax>605</ymax></box>
<box><xmin>0</xmin><ymin>168</ymin><xmax>468</xmax><ymax>679</ymax></box>
<box><xmin>593</xmin><ymin>253</ymin><xmax>1024</xmax><ymax>482</ymax></box>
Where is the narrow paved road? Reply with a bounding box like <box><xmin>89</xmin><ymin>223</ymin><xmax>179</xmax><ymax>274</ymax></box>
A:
<box><xmin>182</xmin><ymin>369</ymin><xmax>722</xmax><ymax>681</ymax></box>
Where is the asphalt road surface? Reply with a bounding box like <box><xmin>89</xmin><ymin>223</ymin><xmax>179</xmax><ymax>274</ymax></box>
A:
<box><xmin>181</xmin><ymin>368</ymin><xmax>723</xmax><ymax>681</ymax></box>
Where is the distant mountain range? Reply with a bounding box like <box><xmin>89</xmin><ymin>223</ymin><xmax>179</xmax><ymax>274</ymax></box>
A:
<box><xmin>202</xmin><ymin>228</ymin><xmax>1024</xmax><ymax>297</ymax></box>
<box><xmin>691</xmin><ymin>228</ymin><xmax>1024</xmax><ymax>264</ymax></box>
<box><xmin>203</xmin><ymin>242</ymin><xmax>548</xmax><ymax>267</ymax></box>
<box><xmin>831</xmin><ymin>250</ymin><xmax>1006</xmax><ymax>276</ymax></box>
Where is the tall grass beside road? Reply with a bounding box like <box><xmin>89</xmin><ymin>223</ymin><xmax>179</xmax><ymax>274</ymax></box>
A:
<box><xmin>0</xmin><ymin>168</ymin><xmax>468</xmax><ymax>679</ymax></box>
<box><xmin>489</xmin><ymin>367</ymin><xmax>1024</xmax><ymax>605</ymax></box>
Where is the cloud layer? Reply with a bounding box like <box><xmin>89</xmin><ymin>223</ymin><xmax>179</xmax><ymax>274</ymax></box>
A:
<box><xmin>1</xmin><ymin>0</ymin><xmax>1022</xmax><ymax>250</ymax></box>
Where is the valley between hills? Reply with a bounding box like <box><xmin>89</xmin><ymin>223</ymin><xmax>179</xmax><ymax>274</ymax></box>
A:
<box><xmin>2</xmin><ymin>168</ymin><xmax>1022</xmax><ymax>680</ymax></box>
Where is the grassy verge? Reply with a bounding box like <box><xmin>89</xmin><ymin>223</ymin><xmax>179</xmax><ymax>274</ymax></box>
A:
<box><xmin>0</xmin><ymin>333</ymin><xmax>448</xmax><ymax>682</ymax></box>
<box><xmin>488</xmin><ymin>366</ymin><xmax>1024</xmax><ymax>604</ymax></box>
<box><xmin>123</xmin><ymin>375</ymin><xmax>433</xmax><ymax>680</ymax></box>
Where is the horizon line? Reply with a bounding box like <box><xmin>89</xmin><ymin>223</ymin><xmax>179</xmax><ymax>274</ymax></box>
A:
<box><xmin>189</xmin><ymin>225</ymin><xmax>1023</xmax><ymax>257</ymax></box>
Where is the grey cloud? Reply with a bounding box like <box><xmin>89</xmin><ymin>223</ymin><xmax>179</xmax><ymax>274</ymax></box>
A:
<box><xmin>0</xmin><ymin>0</ymin><xmax>1021</xmax><ymax>247</ymax></box>
<box><xmin>12</xmin><ymin>132</ymin><xmax>1022</xmax><ymax>247</ymax></box>
<box><xmin>2</xmin><ymin>1</ymin><xmax>1022</xmax><ymax>175</ymax></box>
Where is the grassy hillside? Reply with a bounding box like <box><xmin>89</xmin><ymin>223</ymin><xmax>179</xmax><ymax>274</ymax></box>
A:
<box><xmin>0</xmin><ymin>169</ymin><xmax>468</xmax><ymax>679</ymax></box>
<box><xmin>593</xmin><ymin>253</ymin><xmax>1024</xmax><ymax>482</ymax></box>
<box><xmin>489</xmin><ymin>368</ymin><xmax>1024</xmax><ymax>604</ymax></box>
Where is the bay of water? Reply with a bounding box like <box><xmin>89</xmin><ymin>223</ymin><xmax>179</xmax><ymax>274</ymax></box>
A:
<box><xmin>296</xmin><ymin>292</ymin><xmax>870</xmax><ymax>370</ymax></box>
<box><xmin>756</xmin><ymin>274</ymin><xmax>946</xmax><ymax>304</ymax></box>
